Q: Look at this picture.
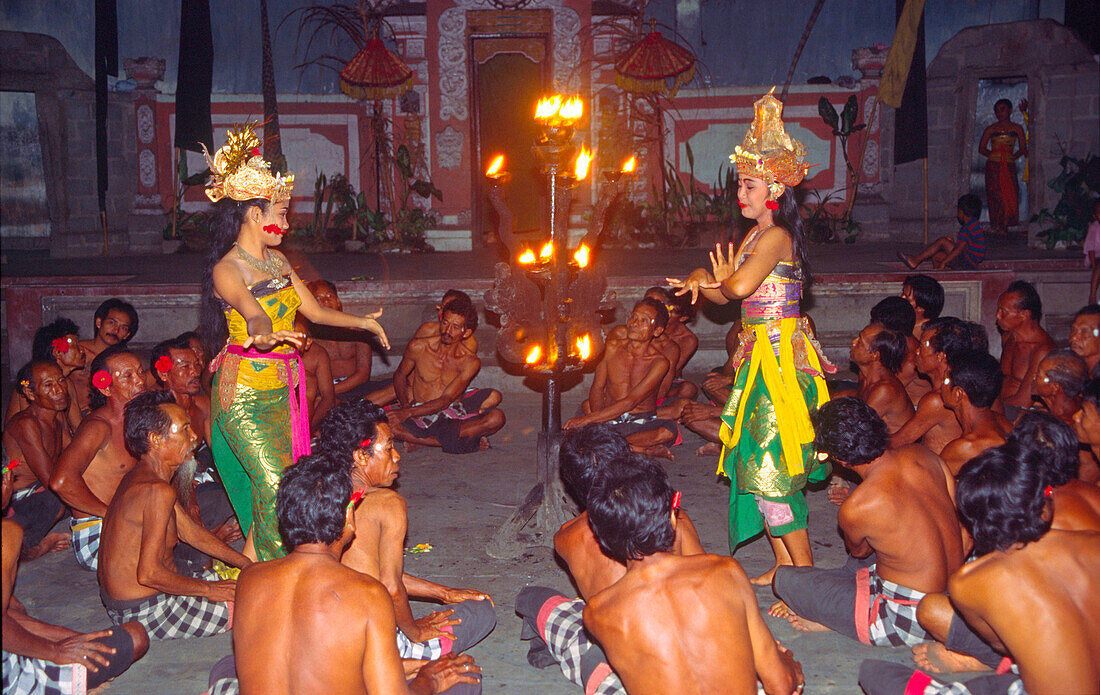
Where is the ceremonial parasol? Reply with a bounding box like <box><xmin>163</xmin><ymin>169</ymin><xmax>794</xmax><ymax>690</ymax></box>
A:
<box><xmin>614</xmin><ymin>26</ymin><xmax>696</xmax><ymax>98</ymax></box>
<box><xmin>339</xmin><ymin>35</ymin><xmax>414</xmax><ymax>101</ymax></box>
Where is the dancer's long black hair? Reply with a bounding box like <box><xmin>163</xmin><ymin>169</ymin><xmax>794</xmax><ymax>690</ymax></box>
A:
<box><xmin>772</xmin><ymin>186</ymin><xmax>811</xmax><ymax>287</ymax></box>
<box><xmin>199</xmin><ymin>197</ymin><xmax>270</xmax><ymax>358</ymax></box>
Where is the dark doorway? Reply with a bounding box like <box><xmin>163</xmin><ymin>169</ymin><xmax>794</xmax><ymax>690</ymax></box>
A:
<box><xmin>474</xmin><ymin>50</ymin><xmax>544</xmax><ymax>248</ymax></box>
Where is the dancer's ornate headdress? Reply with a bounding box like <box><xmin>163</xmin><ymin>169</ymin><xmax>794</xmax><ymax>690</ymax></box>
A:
<box><xmin>203</xmin><ymin>123</ymin><xmax>294</xmax><ymax>203</ymax></box>
<box><xmin>730</xmin><ymin>89</ymin><xmax>810</xmax><ymax>190</ymax></box>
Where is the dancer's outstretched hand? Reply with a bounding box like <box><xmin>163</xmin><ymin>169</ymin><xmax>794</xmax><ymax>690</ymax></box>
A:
<box><xmin>359</xmin><ymin>308</ymin><xmax>390</xmax><ymax>350</ymax></box>
<box><xmin>709</xmin><ymin>242</ymin><xmax>737</xmax><ymax>282</ymax></box>
<box><xmin>666</xmin><ymin>268</ymin><xmax>721</xmax><ymax>305</ymax></box>
<box><xmin>243</xmin><ymin>330</ymin><xmax>306</xmax><ymax>351</ymax></box>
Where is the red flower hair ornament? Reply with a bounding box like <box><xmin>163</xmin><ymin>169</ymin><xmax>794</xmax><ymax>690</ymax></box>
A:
<box><xmin>2</xmin><ymin>459</ymin><xmax>18</xmax><ymax>476</ymax></box>
<box><xmin>154</xmin><ymin>355</ymin><xmax>173</xmax><ymax>373</ymax></box>
<box><xmin>92</xmin><ymin>370</ymin><xmax>112</xmax><ymax>389</ymax></box>
<box><xmin>263</xmin><ymin>224</ymin><xmax>286</xmax><ymax>236</ymax></box>
<box><xmin>671</xmin><ymin>490</ymin><xmax>682</xmax><ymax>510</ymax></box>
<box><xmin>359</xmin><ymin>437</ymin><xmax>373</xmax><ymax>449</ymax></box>
<box><xmin>52</xmin><ymin>337</ymin><xmax>71</xmax><ymax>353</ymax></box>
<box><xmin>347</xmin><ymin>488</ymin><xmax>366</xmax><ymax>511</ymax></box>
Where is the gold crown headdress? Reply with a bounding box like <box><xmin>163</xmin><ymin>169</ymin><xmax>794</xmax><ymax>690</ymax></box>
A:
<box><xmin>203</xmin><ymin>122</ymin><xmax>294</xmax><ymax>204</ymax></box>
<box><xmin>730</xmin><ymin>89</ymin><xmax>810</xmax><ymax>191</ymax></box>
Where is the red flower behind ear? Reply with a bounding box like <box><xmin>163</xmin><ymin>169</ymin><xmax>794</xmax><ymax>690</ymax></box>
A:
<box><xmin>359</xmin><ymin>437</ymin><xmax>372</xmax><ymax>449</ymax></box>
<box><xmin>347</xmin><ymin>488</ymin><xmax>366</xmax><ymax>511</ymax></box>
<box><xmin>263</xmin><ymin>224</ymin><xmax>286</xmax><ymax>236</ymax></box>
<box><xmin>92</xmin><ymin>370</ymin><xmax>112</xmax><ymax>389</ymax></box>
<box><xmin>671</xmin><ymin>491</ymin><xmax>682</xmax><ymax>510</ymax></box>
<box><xmin>251</xmin><ymin>147</ymin><xmax>261</xmax><ymax>157</ymax></box>
<box><xmin>52</xmin><ymin>337</ymin><xmax>70</xmax><ymax>353</ymax></box>
<box><xmin>154</xmin><ymin>355</ymin><xmax>173</xmax><ymax>373</ymax></box>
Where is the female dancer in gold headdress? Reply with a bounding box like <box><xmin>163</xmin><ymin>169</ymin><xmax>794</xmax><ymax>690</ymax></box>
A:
<box><xmin>199</xmin><ymin>124</ymin><xmax>390</xmax><ymax>561</ymax></box>
<box><xmin>978</xmin><ymin>98</ymin><xmax>1026</xmax><ymax>236</ymax></box>
<box><xmin>669</xmin><ymin>91</ymin><xmax>834</xmax><ymax>586</ymax></box>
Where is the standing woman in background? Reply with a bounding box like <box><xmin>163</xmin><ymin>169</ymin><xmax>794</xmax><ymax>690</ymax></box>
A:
<box><xmin>669</xmin><ymin>91</ymin><xmax>834</xmax><ymax>588</ymax></box>
<box><xmin>199</xmin><ymin>124</ymin><xmax>389</xmax><ymax>560</ymax></box>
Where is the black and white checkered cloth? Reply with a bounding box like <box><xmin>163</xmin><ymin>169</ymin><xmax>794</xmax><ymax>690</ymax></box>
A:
<box><xmin>2</xmin><ymin>650</ymin><xmax>87</xmax><ymax>695</ymax></box>
<box><xmin>206</xmin><ymin>678</ymin><xmax>240</xmax><ymax>695</ymax></box>
<box><xmin>395</xmin><ymin>628</ymin><xmax>447</xmax><ymax>660</ymax></box>
<box><xmin>863</xmin><ymin>566</ymin><xmax>931</xmax><ymax>647</ymax></box>
<box><xmin>537</xmin><ymin>595</ymin><xmax>624</xmax><ymax>695</ymax></box>
<box><xmin>69</xmin><ymin>517</ymin><xmax>101</xmax><ymax>571</ymax></box>
<box><xmin>102</xmin><ymin>570</ymin><xmax>231</xmax><ymax>640</ymax></box>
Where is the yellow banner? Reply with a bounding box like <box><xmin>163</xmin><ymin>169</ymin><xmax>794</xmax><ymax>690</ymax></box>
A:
<box><xmin>878</xmin><ymin>0</ymin><xmax>926</xmax><ymax>109</ymax></box>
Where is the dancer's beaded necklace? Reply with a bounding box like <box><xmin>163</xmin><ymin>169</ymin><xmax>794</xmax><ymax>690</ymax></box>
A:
<box><xmin>235</xmin><ymin>243</ymin><xmax>284</xmax><ymax>277</ymax></box>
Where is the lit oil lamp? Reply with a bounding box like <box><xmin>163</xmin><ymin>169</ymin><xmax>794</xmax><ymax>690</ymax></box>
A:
<box><xmin>486</xmin><ymin>155</ymin><xmax>506</xmax><ymax>179</ymax></box>
<box><xmin>535</xmin><ymin>95</ymin><xmax>563</xmax><ymax>122</ymax></box>
<box><xmin>572</xmin><ymin>243</ymin><xmax>590</xmax><ymax>269</ymax></box>
<box><xmin>525</xmin><ymin>344</ymin><xmax>542</xmax><ymax>365</ymax></box>
<box><xmin>621</xmin><ymin>156</ymin><xmax>636</xmax><ymax>173</ymax></box>
<box><xmin>559</xmin><ymin>96</ymin><xmax>583</xmax><ymax>123</ymax></box>
<box><xmin>518</xmin><ymin>248</ymin><xmax>536</xmax><ymax>265</ymax></box>
<box><xmin>573</xmin><ymin>148</ymin><xmax>592</xmax><ymax>181</ymax></box>
<box><xmin>539</xmin><ymin>241</ymin><xmax>553</xmax><ymax>261</ymax></box>
<box><xmin>575</xmin><ymin>334</ymin><xmax>591</xmax><ymax>360</ymax></box>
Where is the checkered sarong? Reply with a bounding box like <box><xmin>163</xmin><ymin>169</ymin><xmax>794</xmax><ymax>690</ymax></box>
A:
<box><xmin>857</xmin><ymin>564</ymin><xmax>930</xmax><ymax>647</ymax></box>
<box><xmin>395</xmin><ymin>627</ymin><xmax>449</xmax><ymax>660</ymax></box>
<box><xmin>102</xmin><ymin>570</ymin><xmax>231</xmax><ymax>640</ymax></box>
<box><xmin>536</xmin><ymin>595</ymin><xmax>624</xmax><ymax>695</ymax></box>
<box><xmin>2</xmin><ymin>650</ymin><xmax>87</xmax><ymax>695</ymax></box>
<box><xmin>69</xmin><ymin>517</ymin><xmax>101</xmax><ymax>571</ymax></box>
<box><xmin>206</xmin><ymin>678</ymin><xmax>240</xmax><ymax>695</ymax></box>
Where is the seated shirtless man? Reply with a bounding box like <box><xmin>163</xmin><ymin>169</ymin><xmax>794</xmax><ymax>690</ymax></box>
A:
<box><xmin>891</xmin><ymin>317</ymin><xmax>976</xmax><ymax>453</ymax></box>
<box><xmin>306</xmin><ymin>400</ymin><xmax>495</xmax><ymax>662</ymax></box>
<box><xmin>6</xmin><ymin>318</ymin><xmax>85</xmax><ymax>431</ymax></box>
<box><xmin>863</xmin><ymin>445</ymin><xmax>1100</xmax><ymax>695</ymax></box>
<box><xmin>50</xmin><ymin>345</ymin><xmax>147</xmax><ymax>570</ymax></box>
<box><xmin>516</xmin><ymin>431</ymin><xmax>705</xmax><ymax>695</ymax></box>
<box><xmin>223</xmin><ymin>461</ymin><xmax>481</xmax><ymax>695</ymax></box>
<box><xmin>73</xmin><ymin>299</ymin><xmax>138</xmax><ymax>415</ymax></box>
<box><xmin>849</xmin><ymin>323</ymin><xmax>914</xmax><ymax>434</ymax></box>
<box><xmin>771</xmin><ymin>397</ymin><xmax>964</xmax><ymax>647</ymax></box>
<box><xmin>97</xmin><ymin>391</ymin><xmax>248</xmax><ymax>640</ymax></box>
<box><xmin>564</xmin><ymin>298</ymin><xmax>678</xmax><ymax>460</ymax></box>
<box><xmin>2</xmin><ymin>458</ymin><xmax>149</xmax><ymax>694</ymax></box>
<box><xmin>871</xmin><ymin>296</ymin><xmax>931</xmax><ymax>404</ymax></box>
<box><xmin>996</xmin><ymin>280</ymin><xmax>1056</xmax><ymax>415</ymax></box>
<box><xmin>385</xmin><ymin>295</ymin><xmax>504</xmax><ymax>454</ymax></box>
<box><xmin>1068</xmin><ymin>304</ymin><xmax>1100</xmax><ymax>375</ymax></box>
<box><xmin>150</xmin><ymin>337</ymin><xmax>240</xmax><ymax>572</ymax></box>
<box><xmin>938</xmin><ymin>350</ymin><xmax>1012</xmax><ymax>474</ymax></box>
<box><xmin>309</xmin><ymin>279</ymin><xmax>377</xmax><ymax>402</ymax></box>
<box><xmin>2</xmin><ymin>361</ymin><xmax>72</xmax><ymax>560</ymax></box>
<box><xmin>578</xmin><ymin>456</ymin><xmax>804</xmax><ymax>695</ymax></box>
<box><xmin>1073</xmin><ymin>377</ymin><xmax>1100</xmax><ymax>483</ymax></box>
<box><xmin>1031</xmin><ymin>348</ymin><xmax>1088</xmax><ymax>426</ymax></box>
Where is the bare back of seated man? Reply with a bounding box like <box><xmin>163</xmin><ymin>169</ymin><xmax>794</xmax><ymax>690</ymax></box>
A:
<box><xmin>582</xmin><ymin>459</ymin><xmax>803</xmax><ymax>695</ymax></box>
<box><xmin>939</xmin><ymin>350</ymin><xmax>1012</xmax><ymax>474</ymax></box>
<box><xmin>51</xmin><ymin>348</ymin><xmax>147</xmax><ymax>520</ymax></box>
<box><xmin>308</xmin><ymin>280</ymin><xmax>377</xmax><ymax>399</ymax></box>
<box><xmin>3</xmin><ymin>361</ymin><xmax>74</xmax><ymax>559</ymax></box>
<box><xmin>74</xmin><ymin>300</ymin><xmax>137</xmax><ymax>415</ymax></box>
<box><xmin>98</xmin><ymin>393</ymin><xmax>247</xmax><ymax>613</ymax></box>
<box><xmin>293</xmin><ymin>316</ymin><xmax>335</xmax><ymax>428</ymax></box>
<box><xmin>386</xmin><ymin>297</ymin><xmax>504</xmax><ymax>453</ymax></box>
<box><xmin>772</xmin><ymin>399</ymin><xmax>964</xmax><ymax>647</ymax></box>
<box><xmin>564</xmin><ymin>299</ymin><xmax>676</xmax><ymax>460</ymax></box>
<box><xmin>233</xmin><ymin>462</ymin><xmax>479</xmax><ymax>695</ymax></box>
<box><xmin>850</xmin><ymin>324</ymin><xmax>914</xmax><ymax>434</ymax></box>
<box><xmin>996</xmin><ymin>282</ymin><xmax>1056</xmax><ymax>410</ymax></box>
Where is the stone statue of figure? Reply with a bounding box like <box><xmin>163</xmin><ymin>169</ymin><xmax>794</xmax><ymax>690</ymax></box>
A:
<box><xmin>977</xmin><ymin>98</ymin><xmax>1027</xmax><ymax>237</ymax></box>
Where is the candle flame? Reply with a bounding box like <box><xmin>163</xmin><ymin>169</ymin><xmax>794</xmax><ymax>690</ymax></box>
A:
<box><xmin>518</xmin><ymin>249</ymin><xmax>535</xmax><ymax>264</ymax></box>
<box><xmin>574</xmin><ymin>148</ymin><xmax>592</xmax><ymax>180</ymax></box>
<box><xmin>576</xmin><ymin>334</ymin><xmax>591</xmax><ymax>360</ymax></box>
<box><xmin>486</xmin><ymin>155</ymin><xmax>504</xmax><ymax>176</ymax></box>
<box><xmin>525</xmin><ymin>345</ymin><xmax>542</xmax><ymax>364</ymax></box>
<box><xmin>536</xmin><ymin>95</ymin><xmax>562</xmax><ymax>120</ymax></box>
<box><xmin>539</xmin><ymin>241</ymin><xmax>553</xmax><ymax>260</ymax></box>
<box><xmin>560</xmin><ymin>96</ymin><xmax>583</xmax><ymax>122</ymax></box>
<box><xmin>573</xmin><ymin>244</ymin><xmax>589</xmax><ymax>268</ymax></box>
<box><xmin>621</xmin><ymin>156</ymin><xmax>636</xmax><ymax>173</ymax></box>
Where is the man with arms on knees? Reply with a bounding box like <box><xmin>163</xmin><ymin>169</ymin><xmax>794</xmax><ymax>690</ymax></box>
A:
<box><xmin>386</xmin><ymin>295</ymin><xmax>504</xmax><ymax>454</ymax></box>
<box><xmin>308</xmin><ymin>401</ymin><xmax>495</xmax><ymax>661</ymax></box>
<box><xmin>2</xmin><ymin>362</ymin><xmax>72</xmax><ymax>560</ymax></box>
<box><xmin>50</xmin><ymin>346</ymin><xmax>147</xmax><ymax>570</ymax></box>
<box><xmin>938</xmin><ymin>351</ymin><xmax>1012</xmax><ymax>474</ymax></box>
<box><xmin>227</xmin><ymin>461</ymin><xmax>481</xmax><ymax>694</ymax></box>
<box><xmin>150</xmin><ymin>338</ymin><xmax>241</xmax><ymax>570</ymax></box>
<box><xmin>771</xmin><ymin>397</ymin><xmax>964</xmax><ymax>647</ymax></box>
<box><xmin>1031</xmin><ymin>349</ymin><xmax>1088</xmax><ymax>426</ymax></box>
<box><xmin>578</xmin><ymin>456</ymin><xmax>804</xmax><ymax>695</ymax></box>
<box><xmin>891</xmin><ymin>317</ymin><xmax>973</xmax><ymax>454</ymax></box>
<box><xmin>996</xmin><ymin>280</ymin><xmax>1055</xmax><ymax>413</ymax></box>
<box><xmin>6</xmin><ymin>319</ymin><xmax>85</xmax><ymax>430</ymax></box>
<box><xmin>849</xmin><ymin>323</ymin><xmax>913</xmax><ymax>434</ymax></box>
<box><xmin>3</xmin><ymin>458</ymin><xmax>150</xmax><ymax>694</ymax></box>
<box><xmin>862</xmin><ymin>447</ymin><xmax>1099</xmax><ymax>695</ymax></box>
<box><xmin>1069</xmin><ymin>304</ymin><xmax>1100</xmax><ymax>375</ymax></box>
<box><xmin>97</xmin><ymin>391</ymin><xmax>247</xmax><ymax>640</ymax></box>
<box><xmin>308</xmin><ymin>279</ymin><xmax>377</xmax><ymax>402</ymax></box>
<box><xmin>73</xmin><ymin>299</ymin><xmax>138</xmax><ymax>414</ymax></box>
<box><xmin>564</xmin><ymin>298</ymin><xmax>678</xmax><ymax>460</ymax></box>
<box><xmin>902</xmin><ymin>275</ymin><xmax>944</xmax><ymax>339</ymax></box>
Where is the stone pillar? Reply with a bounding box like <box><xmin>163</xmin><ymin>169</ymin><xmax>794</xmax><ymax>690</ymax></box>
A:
<box><xmin>122</xmin><ymin>56</ymin><xmax>167</xmax><ymax>253</ymax></box>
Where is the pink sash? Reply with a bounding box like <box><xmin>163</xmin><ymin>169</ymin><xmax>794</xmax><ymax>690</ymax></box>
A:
<box><xmin>224</xmin><ymin>345</ymin><xmax>312</xmax><ymax>461</ymax></box>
